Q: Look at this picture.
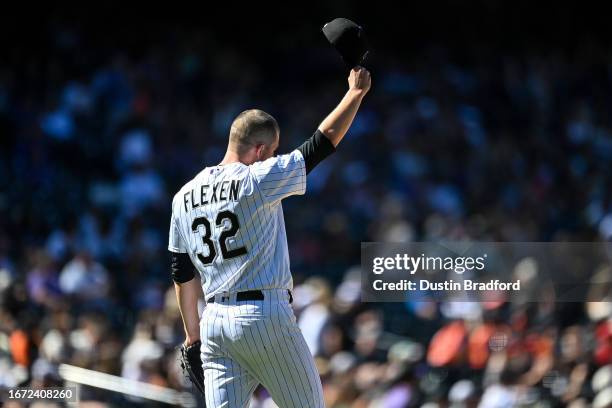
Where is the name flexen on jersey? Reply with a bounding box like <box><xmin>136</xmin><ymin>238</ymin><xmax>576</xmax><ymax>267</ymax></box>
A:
<box><xmin>183</xmin><ymin>180</ymin><xmax>241</xmax><ymax>211</ymax></box>
<box><xmin>169</xmin><ymin>150</ymin><xmax>307</xmax><ymax>300</ymax></box>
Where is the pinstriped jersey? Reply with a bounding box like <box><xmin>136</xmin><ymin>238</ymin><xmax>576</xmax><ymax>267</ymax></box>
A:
<box><xmin>168</xmin><ymin>150</ymin><xmax>306</xmax><ymax>300</ymax></box>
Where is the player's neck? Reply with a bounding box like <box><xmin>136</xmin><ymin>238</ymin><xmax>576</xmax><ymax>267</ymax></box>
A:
<box><xmin>219</xmin><ymin>150</ymin><xmax>244</xmax><ymax>166</ymax></box>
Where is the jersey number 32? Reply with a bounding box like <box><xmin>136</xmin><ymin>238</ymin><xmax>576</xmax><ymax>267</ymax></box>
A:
<box><xmin>191</xmin><ymin>210</ymin><xmax>248</xmax><ymax>265</ymax></box>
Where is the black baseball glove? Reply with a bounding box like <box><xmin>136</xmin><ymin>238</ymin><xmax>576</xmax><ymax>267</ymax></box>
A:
<box><xmin>179</xmin><ymin>340</ymin><xmax>205</xmax><ymax>396</ymax></box>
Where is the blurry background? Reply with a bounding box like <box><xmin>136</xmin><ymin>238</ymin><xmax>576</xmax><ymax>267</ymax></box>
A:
<box><xmin>0</xmin><ymin>2</ymin><xmax>611</xmax><ymax>407</ymax></box>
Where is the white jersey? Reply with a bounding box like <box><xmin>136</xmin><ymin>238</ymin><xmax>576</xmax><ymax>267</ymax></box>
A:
<box><xmin>168</xmin><ymin>150</ymin><xmax>306</xmax><ymax>300</ymax></box>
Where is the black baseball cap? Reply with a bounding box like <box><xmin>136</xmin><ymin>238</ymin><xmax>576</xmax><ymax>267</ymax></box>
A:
<box><xmin>322</xmin><ymin>18</ymin><xmax>369</xmax><ymax>68</ymax></box>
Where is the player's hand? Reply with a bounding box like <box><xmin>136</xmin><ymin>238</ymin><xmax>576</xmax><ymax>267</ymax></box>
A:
<box><xmin>184</xmin><ymin>335</ymin><xmax>201</xmax><ymax>347</ymax></box>
<box><xmin>348</xmin><ymin>66</ymin><xmax>371</xmax><ymax>94</ymax></box>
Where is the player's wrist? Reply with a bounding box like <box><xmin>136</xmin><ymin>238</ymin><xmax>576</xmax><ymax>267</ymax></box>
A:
<box><xmin>184</xmin><ymin>335</ymin><xmax>201</xmax><ymax>347</ymax></box>
<box><xmin>347</xmin><ymin>88</ymin><xmax>366</xmax><ymax>96</ymax></box>
<box><xmin>347</xmin><ymin>88</ymin><xmax>368</xmax><ymax>100</ymax></box>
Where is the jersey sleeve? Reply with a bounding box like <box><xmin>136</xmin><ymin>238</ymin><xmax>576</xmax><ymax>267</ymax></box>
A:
<box><xmin>168</xmin><ymin>211</ymin><xmax>188</xmax><ymax>253</ymax></box>
<box><xmin>250</xmin><ymin>150</ymin><xmax>307</xmax><ymax>202</ymax></box>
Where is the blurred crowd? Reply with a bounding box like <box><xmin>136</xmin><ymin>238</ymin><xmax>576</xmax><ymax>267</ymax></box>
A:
<box><xmin>1</xmin><ymin>19</ymin><xmax>612</xmax><ymax>408</ymax></box>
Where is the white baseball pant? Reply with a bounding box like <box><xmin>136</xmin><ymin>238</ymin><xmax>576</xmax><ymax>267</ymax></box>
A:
<box><xmin>199</xmin><ymin>288</ymin><xmax>325</xmax><ymax>408</ymax></box>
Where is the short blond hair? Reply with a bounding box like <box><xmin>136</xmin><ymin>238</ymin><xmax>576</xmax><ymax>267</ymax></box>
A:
<box><xmin>229</xmin><ymin>109</ymin><xmax>279</xmax><ymax>154</ymax></box>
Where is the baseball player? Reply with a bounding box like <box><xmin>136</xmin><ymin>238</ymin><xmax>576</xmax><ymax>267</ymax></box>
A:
<box><xmin>169</xmin><ymin>66</ymin><xmax>371</xmax><ymax>407</ymax></box>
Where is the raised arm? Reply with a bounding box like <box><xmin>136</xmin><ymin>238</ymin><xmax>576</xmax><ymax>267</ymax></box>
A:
<box><xmin>318</xmin><ymin>66</ymin><xmax>371</xmax><ymax>147</ymax></box>
<box><xmin>296</xmin><ymin>67</ymin><xmax>371</xmax><ymax>175</ymax></box>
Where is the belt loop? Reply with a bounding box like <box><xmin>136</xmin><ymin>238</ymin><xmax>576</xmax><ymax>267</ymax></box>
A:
<box><xmin>288</xmin><ymin>290</ymin><xmax>293</xmax><ymax>304</ymax></box>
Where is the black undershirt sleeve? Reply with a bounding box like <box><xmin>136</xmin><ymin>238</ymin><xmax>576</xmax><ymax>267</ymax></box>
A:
<box><xmin>297</xmin><ymin>129</ymin><xmax>336</xmax><ymax>174</ymax></box>
<box><xmin>170</xmin><ymin>252</ymin><xmax>196</xmax><ymax>283</ymax></box>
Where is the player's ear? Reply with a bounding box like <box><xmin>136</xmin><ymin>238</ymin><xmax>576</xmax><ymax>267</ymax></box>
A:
<box><xmin>255</xmin><ymin>144</ymin><xmax>266</xmax><ymax>160</ymax></box>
